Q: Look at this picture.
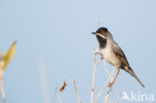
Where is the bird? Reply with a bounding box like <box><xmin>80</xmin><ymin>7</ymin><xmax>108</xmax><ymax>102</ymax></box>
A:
<box><xmin>92</xmin><ymin>27</ymin><xmax>145</xmax><ymax>88</ymax></box>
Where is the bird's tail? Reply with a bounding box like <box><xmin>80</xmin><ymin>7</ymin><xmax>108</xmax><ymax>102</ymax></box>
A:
<box><xmin>124</xmin><ymin>67</ymin><xmax>145</xmax><ymax>88</ymax></box>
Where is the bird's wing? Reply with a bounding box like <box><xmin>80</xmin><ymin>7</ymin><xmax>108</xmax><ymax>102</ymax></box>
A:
<box><xmin>111</xmin><ymin>41</ymin><xmax>129</xmax><ymax>66</ymax></box>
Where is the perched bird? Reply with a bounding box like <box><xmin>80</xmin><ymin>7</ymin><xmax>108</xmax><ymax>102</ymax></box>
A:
<box><xmin>92</xmin><ymin>27</ymin><xmax>145</xmax><ymax>88</ymax></box>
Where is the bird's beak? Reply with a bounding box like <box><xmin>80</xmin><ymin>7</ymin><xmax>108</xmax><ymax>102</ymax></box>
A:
<box><xmin>92</xmin><ymin>32</ymin><xmax>97</xmax><ymax>35</ymax></box>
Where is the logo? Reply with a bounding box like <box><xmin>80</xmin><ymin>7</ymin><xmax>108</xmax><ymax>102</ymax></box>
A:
<box><xmin>121</xmin><ymin>90</ymin><xmax>154</xmax><ymax>102</ymax></box>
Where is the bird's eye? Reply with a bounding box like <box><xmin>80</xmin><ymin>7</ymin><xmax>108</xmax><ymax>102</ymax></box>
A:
<box><xmin>101</xmin><ymin>31</ymin><xmax>104</xmax><ymax>34</ymax></box>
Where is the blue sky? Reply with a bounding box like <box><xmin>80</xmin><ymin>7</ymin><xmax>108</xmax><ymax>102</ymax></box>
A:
<box><xmin>0</xmin><ymin>0</ymin><xmax>156</xmax><ymax>103</ymax></box>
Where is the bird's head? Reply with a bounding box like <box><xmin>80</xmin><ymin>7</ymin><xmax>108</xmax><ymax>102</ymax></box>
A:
<box><xmin>92</xmin><ymin>27</ymin><xmax>112</xmax><ymax>39</ymax></box>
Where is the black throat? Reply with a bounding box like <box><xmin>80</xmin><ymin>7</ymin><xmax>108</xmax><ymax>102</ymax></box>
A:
<box><xmin>96</xmin><ymin>35</ymin><xmax>107</xmax><ymax>48</ymax></box>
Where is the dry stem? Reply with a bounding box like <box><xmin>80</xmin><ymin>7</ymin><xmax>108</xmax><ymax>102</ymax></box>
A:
<box><xmin>70</xmin><ymin>71</ymin><xmax>81</xmax><ymax>103</ymax></box>
<box><xmin>58</xmin><ymin>93</ymin><xmax>62</xmax><ymax>103</ymax></box>
<box><xmin>94</xmin><ymin>67</ymin><xmax>116</xmax><ymax>103</ymax></box>
<box><xmin>116</xmin><ymin>89</ymin><xmax>124</xmax><ymax>103</ymax></box>
<box><xmin>39</xmin><ymin>61</ymin><xmax>51</xmax><ymax>103</ymax></box>
<box><xmin>90</xmin><ymin>48</ymin><xmax>98</xmax><ymax>103</ymax></box>
<box><xmin>109</xmin><ymin>86</ymin><xmax>116</xmax><ymax>103</ymax></box>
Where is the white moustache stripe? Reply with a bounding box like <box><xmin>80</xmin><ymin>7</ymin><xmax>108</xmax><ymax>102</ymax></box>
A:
<box><xmin>96</xmin><ymin>33</ymin><xmax>106</xmax><ymax>39</ymax></box>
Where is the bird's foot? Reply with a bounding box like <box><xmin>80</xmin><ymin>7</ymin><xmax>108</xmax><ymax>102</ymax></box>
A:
<box><xmin>101</xmin><ymin>56</ymin><xmax>104</xmax><ymax>60</ymax></box>
<box><xmin>95</xmin><ymin>52</ymin><xmax>104</xmax><ymax>60</ymax></box>
<box><xmin>108</xmin><ymin>81</ymin><xmax>115</xmax><ymax>87</ymax></box>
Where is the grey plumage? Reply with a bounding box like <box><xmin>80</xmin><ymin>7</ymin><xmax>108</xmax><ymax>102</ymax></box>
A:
<box><xmin>92</xmin><ymin>27</ymin><xmax>145</xmax><ymax>88</ymax></box>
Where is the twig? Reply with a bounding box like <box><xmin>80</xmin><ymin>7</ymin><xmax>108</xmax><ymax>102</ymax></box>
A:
<box><xmin>58</xmin><ymin>81</ymin><xmax>67</xmax><ymax>103</ymax></box>
<box><xmin>104</xmin><ymin>94</ymin><xmax>109</xmax><ymax>103</ymax></box>
<box><xmin>95</xmin><ymin>48</ymin><xmax>101</xmax><ymax>65</ymax></box>
<box><xmin>90</xmin><ymin>48</ymin><xmax>97</xmax><ymax>103</ymax></box>
<box><xmin>0</xmin><ymin>79</ymin><xmax>5</xmax><ymax>102</ymax></box>
<box><xmin>102</xmin><ymin>60</ymin><xmax>111</xmax><ymax>75</ymax></box>
<box><xmin>94</xmin><ymin>67</ymin><xmax>116</xmax><ymax>103</ymax></box>
<box><xmin>39</xmin><ymin>61</ymin><xmax>51</xmax><ymax>103</ymax></box>
<box><xmin>58</xmin><ymin>93</ymin><xmax>62</xmax><ymax>103</ymax></box>
<box><xmin>94</xmin><ymin>76</ymin><xmax>110</xmax><ymax>103</ymax></box>
<box><xmin>116</xmin><ymin>89</ymin><xmax>124</xmax><ymax>103</ymax></box>
<box><xmin>51</xmin><ymin>84</ymin><xmax>58</xmax><ymax>103</ymax></box>
<box><xmin>98</xmin><ymin>16</ymin><xmax>100</xmax><ymax>27</ymax></box>
<box><xmin>103</xmin><ymin>68</ymin><xmax>116</xmax><ymax>103</ymax></box>
<box><xmin>109</xmin><ymin>86</ymin><xmax>116</xmax><ymax>103</ymax></box>
<box><xmin>70</xmin><ymin>71</ymin><xmax>81</xmax><ymax>103</ymax></box>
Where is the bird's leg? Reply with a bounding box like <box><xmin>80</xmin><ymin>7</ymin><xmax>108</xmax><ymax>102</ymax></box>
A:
<box><xmin>108</xmin><ymin>68</ymin><xmax>120</xmax><ymax>87</ymax></box>
<box><xmin>95</xmin><ymin>52</ymin><xmax>104</xmax><ymax>60</ymax></box>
